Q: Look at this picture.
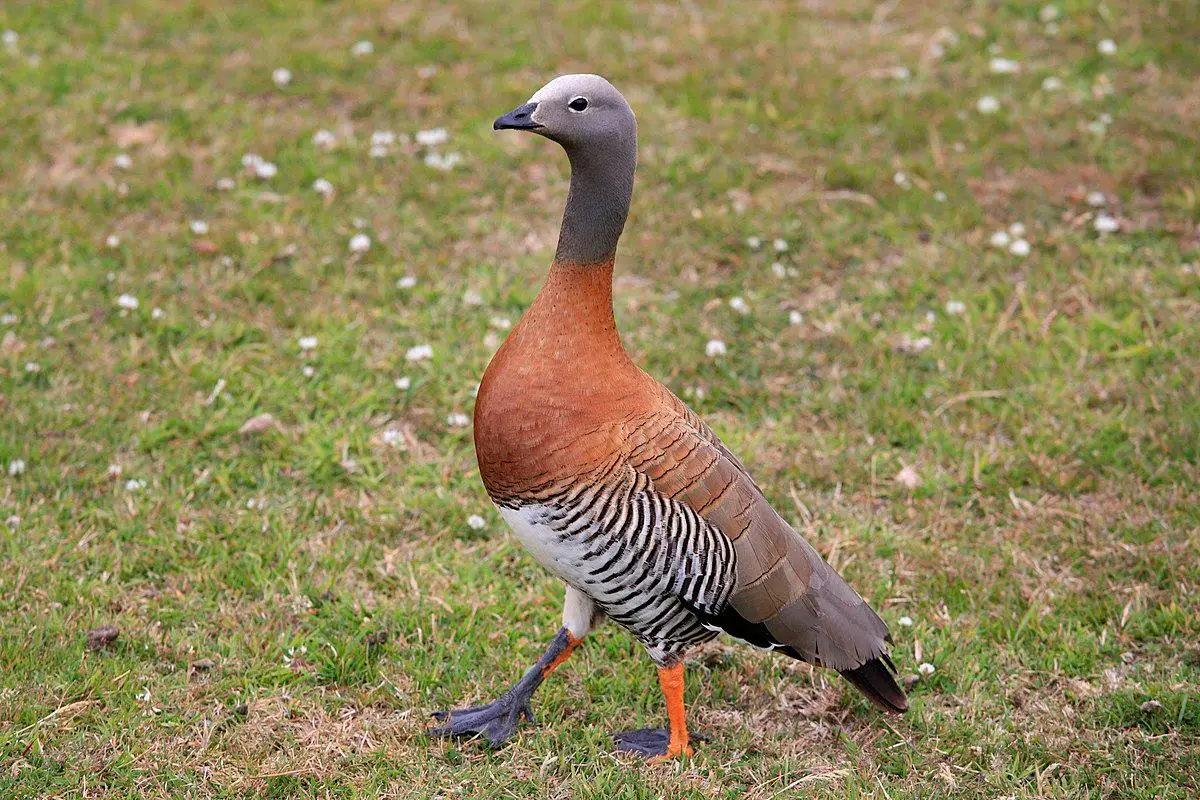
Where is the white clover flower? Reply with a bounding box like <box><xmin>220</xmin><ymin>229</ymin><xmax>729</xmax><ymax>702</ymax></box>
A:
<box><xmin>394</xmin><ymin>376</ymin><xmax>411</xmax><ymax>390</ymax></box>
<box><xmin>893</xmin><ymin>171</ymin><xmax>910</xmax><ymax>187</ymax></box>
<box><xmin>1098</xmin><ymin>39</ymin><xmax>1117</xmax><ymax>56</ymax></box>
<box><xmin>729</xmin><ymin>296</ymin><xmax>749</xmax><ymax>314</ymax></box>
<box><xmin>415</xmin><ymin>128</ymin><xmax>449</xmax><ymax>146</ymax></box>
<box><xmin>705</xmin><ymin>339</ymin><xmax>727</xmax><ymax>357</ymax></box>
<box><xmin>253</xmin><ymin>159</ymin><xmax>277</xmax><ymax>179</ymax></box>
<box><xmin>467</xmin><ymin>514</ymin><xmax>486</xmax><ymax>530</ymax></box>
<box><xmin>370</xmin><ymin>130</ymin><xmax>396</xmax><ymax>147</ymax></box>
<box><xmin>1041</xmin><ymin>76</ymin><xmax>1063</xmax><ymax>91</ymax></box>
<box><xmin>1086</xmin><ymin>191</ymin><xmax>1106</xmax><ymax>207</ymax></box>
<box><xmin>382</xmin><ymin>428</ymin><xmax>404</xmax><ymax>447</ymax></box>
<box><xmin>396</xmin><ymin>275</ymin><xmax>417</xmax><ymax>289</ymax></box>
<box><xmin>898</xmin><ymin>615</ymin><xmax>914</xmax><ymax>627</ymax></box>
<box><xmin>771</xmin><ymin>262</ymin><xmax>787</xmax><ymax>278</ymax></box>
<box><xmin>125</xmin><ymin>478</ymin><xmax>146</xmax><ymax>492</ymax></box>
<box><xmin>945</xmin><ymin>300</ymin><xmax>966</xmax><ymax>315</ymax></box>
<box><xmin>933</xmin><ymin>190</ymin><xmax>947</xmax><ymax>202</ymax></box>
<box><xmin>7</xmin><ymin>459</ymin><xmax>26</xmax><ymax>476</ymax></box>
<box><xmin>446</xmin><ymin>412</ymin><xmax>470</xmax><ymax>428</ymax></box>
<box><xmin>918</xmin><ymin>662</ymin><xmax>936</xmax><ymax>676</ymax></box>
<box><xmin>772</xmin><ymin>238</ymin><xmax>788</xmax><ymax>252</ymax></box>
<box><xmin>1009</xmin><ymin>238</ymin><xmax>1031</xmax><ymax>257</ymax></box>
<box><xmin>405</xmin><ymin>344</ymin><xmax>433</xmax><ymax>362</ymax></box>
<box><xmin>117</xmin><ymin>294</ymin><xmax>139</xmax><ymax>310</ymax></box>
<box><xmin>312</xmin><ymin>178</ymin><xmax>333</xmax><ymax>196</ymax></box>
<box><xmin>489</xmin><ymin>316</ymin><xmax>511</xmax><ymax>330</ymax></box>
<box><xmin>216</xmin><ymin>176</ymin><xmax>236</xmax><ymax>191</ymax></box>
<box><xmin>788</xmin><ymin>310</ymin><xmax>804</xmax><ymax>326</ymax></box>
<box><xmin>113</xmin><ymin>153</ymin><xmax>133</xmax><ymax>170</ymax></box>
<box><xmin>272</xmin><ymin>67</ymin><xmax>293</xmax><ymax>87</ymax></box>
<box><xmin>976</xmin><ymin>95</ymin><xmax>1000</xmax><ymax>114</ymax></box>
<box><xmin>2</xmin><ymin>30</ymin><xmax>18</xmax><ymax>48</ymax></box>
<box><xmin>312</xmin><ymin>129</ymin><xmax>337</xmax><ymax>149</ymax></box>
<box><xmin>189</xmin><ymin>220</ymin><xmax>209</xmax><ymax>235</ymax></box>
<box><xmin>989</xmin><ymin>57</ymin><xmax>1021</xmax><ymax>75</ymax></box>
<box><xmin>1008</xmin><ymin>222</ymin><xmax>1026</xmax><ymax>237</ymax></box>
<box><xmin>462</xmin><ymin>289</ymin><xmax>483</xmax><ymax>306</ymax></box>
<box><xmin>4</xmin><ymin>515</ymin><xmax>19</xmax><ymax>528</ymax></box>
<box><xmin>423</xmin><ymin>151</ymin><xmax>463</xmax><ymax>170</ymax></box>
<box><xmin>105</xmin><ymin>234</ymin><xmax>121</xmax><ymax>248</ymax></box>
<box><xmin>1039</xmin><ymin>5</ymin><xmax>1059</xmax><ymax>23</ymax></box>
<box><xmin>989</xmin><ymin>230</ymin><xmax>1011</xmax><ymax>248</ymax></box>
<box><xmin>302</xmin><ymin>365</ymin><xmax>315</xmax><ymax>377</ymax></box>
<box><xmin>1</xmin><ymin>313</ymin><xmax>17</xmax><ymax>325</ymax></box>
<box><xmin>1094</xmin><ymin>213</ymin><xmax>1120</xmax><ymax>233</ymax></box>
<box><xmin>297</xmin><ymin>336</ymin><xmax>318</xmax><ymax>351</ymax></box>
<box><xmin>107</xmin><ymin>463</ymin><xmax>123</xmax><ymax>477</ymax></box>
<box><xmin>351</xmin><ymin>40</ymin><xmax>374</xmax><ymax>57</ymax></box>
<box><xmin>369</xmin><ymin>145</ymin><xmax>389</xmax><ymax>158</ymax></box>
<box><xmin>24</xmin><ymin>362</ymin><xmax>40</xmax><ymax>373</ymax></box>
<box><xmin>746</xmin><ymin>236</ymin><xmax>761</xmax><ymax>250</ymax></box>
<box><xmin>151</xmin><ymin>307</ymin><xmax>165</xmax><ymax>320</ymax></box>
<box><xmin>349</xmin><ymin>233</ymin><xmax>371</xmax><ymax>253</ymax></box>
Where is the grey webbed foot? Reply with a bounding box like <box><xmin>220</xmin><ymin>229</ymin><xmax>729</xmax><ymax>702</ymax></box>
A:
<box><xmin>430</xmin><ymin>690</ymin><xmax>536</xmax><ymax>747</ymax></box>
<box><xmin>614</xmin><ymin>726</ymin><xmax>671</xmax><ymax>756</ymax></box>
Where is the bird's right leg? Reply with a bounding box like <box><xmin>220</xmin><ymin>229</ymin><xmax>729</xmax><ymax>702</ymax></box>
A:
<box><xmin>430</xmin><ymin>585</ymin><xmax>594</xmax><ymax>747</ymax></box>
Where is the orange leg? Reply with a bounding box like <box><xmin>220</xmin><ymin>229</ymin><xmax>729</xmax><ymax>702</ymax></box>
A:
<box><xmin>654</xmin><ymin>662</ymin><xmax>693</xmax><ymax>760</ymax></box>
<box><xmin>541</xmin><ymin>631</ymin><xmax>584</xmax><ymax>677</ymax></box>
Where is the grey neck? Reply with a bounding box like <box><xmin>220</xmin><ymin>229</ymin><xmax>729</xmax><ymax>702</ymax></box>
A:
<box><xmin>554</xmin><ymin>132</ymin><xmax>636</xmax><ymax>266</ymax></box>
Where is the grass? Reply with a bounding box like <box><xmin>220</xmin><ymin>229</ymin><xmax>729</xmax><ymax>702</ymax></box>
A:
<box><xmin>1</xmin><ymin>0</ymin><xmax>1198</xmax><ymax>797</ymax></box>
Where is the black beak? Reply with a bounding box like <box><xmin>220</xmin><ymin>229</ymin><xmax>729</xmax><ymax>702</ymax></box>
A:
<box><xmin>493</xmin><ymin>102</ymin><xmax>542</xmax><ymax>131</ymax></box>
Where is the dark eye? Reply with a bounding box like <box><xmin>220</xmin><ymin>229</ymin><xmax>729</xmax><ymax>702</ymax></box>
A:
<box><xmin>568</xmin><ymin>97</ymin><xmax>589</xmax><ymax>112</ymax></box>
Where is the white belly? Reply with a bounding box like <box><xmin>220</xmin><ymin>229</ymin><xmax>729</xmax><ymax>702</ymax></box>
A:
<box><xmin>498</xmin><ymin>504</ymin><xmax>595</xmax><ymax>589</ymax></box>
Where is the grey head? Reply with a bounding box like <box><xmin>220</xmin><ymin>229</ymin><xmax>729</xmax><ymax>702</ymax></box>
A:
<box><xmin>494</xmin><ymin>74</ymin><xmax>637</xmax><ymax>265</ymax></box>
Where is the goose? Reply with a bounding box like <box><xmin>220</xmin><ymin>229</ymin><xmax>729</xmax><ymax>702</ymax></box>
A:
<box><xmin>431</xmin><ymin>74</ymin><xmax>906</xmax><ymax>760</ymax></box>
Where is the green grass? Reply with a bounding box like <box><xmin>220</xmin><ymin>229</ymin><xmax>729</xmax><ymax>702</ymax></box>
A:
<box><xmin>2</xmin><ymin>0</ymin><xmax>1198</xmax><ymax>797</ymax></box>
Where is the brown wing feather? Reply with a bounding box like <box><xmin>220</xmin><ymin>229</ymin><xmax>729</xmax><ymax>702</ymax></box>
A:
<box><xmin>626</xmin><ymin>388</ymin><xmax>897</xmax><ymax>675</ymax></box>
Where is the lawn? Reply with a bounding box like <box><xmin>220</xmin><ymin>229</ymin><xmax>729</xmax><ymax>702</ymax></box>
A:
<box><xmin>1</xmin><ymin>0</ymin><xmax>1198</xmax><ymax>797</ymax></box>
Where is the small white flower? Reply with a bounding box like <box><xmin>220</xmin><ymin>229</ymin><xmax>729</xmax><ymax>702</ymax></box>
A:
<box><xmin>746</xmin><ymin>236</ymin><xmax>762</xmax><ymax>250</ymax></box>
<box><xmin>297</xmin><ymin>336</ymin><xmax>318</xmax><ymax>351</ymax></box>
<box><xmin>771</xmin><ymin>262</ymin><xmax>787</xmax><ymax>278</ymax></box>
<box><xmin>1041</xmin><ymin>76</ymin><xmax>1063</xmax><ymax>91</ymax></box>
<box><xmin>312</xmin><ymin>178</ymin><xmax>333</xmax><ymax>196</ymax></box>
<box><xmin>370</xmin><ymin>130</ymin><xmax>396</xmax><ymax>147</ymax></box>
<box><xmin>24</xmin><ymin>362</ymin><xmax>41</xmax><ymax>373</ymax></box>
<box><xmin>253</xmin><ymin>160</ymin><xmax>277</xmax><ymax>179</ymax></box>
<box><xmin>489</xmin><ymin>316</ymin><xmax>511</xmax><ymax>330</ymax></box>
<box><xmin>933</xmin><ymin>190</ymin><xmax>947</xmax><ymax>202</ymax></box>
<box><xmin>462</xmin><ymin>289</ymin><xmax>483</xmax><ymax>306</ymax></box>
<box><xmin>1097</xmin><ymin>39</ymin><xmax>1117</xmax><ymax>56</ymax></box>
<box><xmin>1009</xmin><ymin>238</ymin><xmax>1031</xmax><ymax>257</ymax></box>
<box><xmin>7</xmin><ymin>459</ymin><xmax>26</xmax><ymax>476</ymax></box>
<box><xmin>117</xmin><ymin>294</ymin><xmax>139</xmax><ymax>310</ymax></box>
<box><xmin>151</xmin><ymin>307</ymin><xmax>165</xmax><ymax>320</ymax></box>
<box><xmin>788</xmin><ymin>310</ymin><xmax>804</xmax><ymax>326</ymax></box>
<box><xmin>125</xmin><ymin>478</ymin><xmax>146</xmax><ymax>492</ymax></box>
<box><xmin>216</xmin><ymin>176</ymin><xmax>236</xmax><ymax>191</ymax></box>
<box><xmin>894</xmin><ymin>464</ymin><xmax>922</xmax><ymax>488</ymax></box>
<box><xmin>989</xmin><ymin>230</ymin><xmax>1011</xmax><ymax>248</ymax></box>
<box><xmin>446</xmin><ymin>412</ymin><xmax>470</xmax><ymax>428</ymax></box>
<box><xmin>729</xmin><ymin>296</ymin><xmax>749</xmax><ymax>314</ymax></box>
<box><xmin>926</xmin><ymin>311</ymin><xmax>937</xmax><ymax>324</ymax></box>
<box><xmin>246</xmin><ymin>497</ymin><xmax>266</xmax><ymax>510</ymax></box>
<box><xmin>2</xmin><ymin>30</ymin><xmax>18</xmax><ymax>47</ymax></box>
<box><xmin>1</xmin><ymin>313</ymin><xmax>17</xmax><ymax>325</ymax></box>
<box><xmin>394</xmin><ymin>376</ymin><xmax>411</xmax><ymax>390</ymax></box>
<box><xmin>107</xmin><ymin>463</ymin><xmax>123</xmax><ymax>477</ymax></box>
<box><xmin>396</xmin><ymin>275</ymin><xmax>417</xmax><ymax>289</ymax></box>
<box><xmin>272</xmin><ymin>67</ymin><xmax>293</xmax><ymax>87</ymax></box>
<box><xmin>382</xmin><ymin>428</ymin><xmax>405</xmax><ymax>447</ymax></box>
<box><xmin>312</xmin><ymin>129</ymin><xmax>337</xmax><ymax>149</ymax></box>
<box><xmin>945</xmin><ymin>300</ymin><xmax>966</xmax><ymax>315</ymax></box>
<box><xmin>4</xmin><ymin>515</ymin><xmax>19</xmax><ymax>528</ymax></box>
<box><xmin>918</xmin><ymin>662</ymin><xmax>936</xmax><ymax>676</ymax></box>
<box><xmin>416</xmin><ymin>128</ymin><xmax>449</xmax><ymax>146</ymax></box>
<box><xmin>105</xmin><ymin>234</ymin><xmax>121</xmax><ymax>248</ymax></box>
<box><xmin>113</xmin><ymin>153</ymin><xmax>133</xmax><ymax>170</ymax></box>
<box><xmin>369</xmin><ymin>145</ymin><xmax>388</xmax><ymax>158</ymax></box>
<box><xmin>302</xmin><ymin>365</ymin><xmax>315</xmax><ymax>377</ymax></box>
<box><xmin>989</xmin><ymin>57</ymin><xmax>1021</xmax><ymax>75</ymax></box>
<box><xmin>1094</xmin><ymin>213</ymin><xmax>1120</xmax><ymax>233</ymax></box>
<box><xmin>189</xmin><ymin>219</ymin><xmax>209</xmax><ymax>235</ymax></box>
<box><xmin>135</xmin><ymin>687</ymin><xmax>152</xmax><ymax>703</ymax></box>
<box><xmin>405</xmin><ymin>344</ymin><xmax>433</xmax><ymax>362</ymax></box>
<box><xmin>976</xmin><ymin>95</ymin><xmax>1000</xmax><ymax>114</ymax></box>
<box><xmin>351</xmin><ymin>40</ymin><xmax>374</xmax><ymax>57</ymax></box>
<box><xmin>705</xmin><ymin>339</ymin><xmax>727</xmax><ymax>357</ymax></box>
<box><xmin>466</xmin><ymin>514</ymin><xmax>486</xmax><ymax>530</ymax></box>
<box><xmin>1039</xmin><ymin>5</ymin><xmax>1060</xmax><ymax>23</ymax></box>
<box><xmin>893</xmin><ymin>171</ymin><xmax>910</xmax><ymax>187</ymax></box>
<box><xmin>349</xmin><ymin>233</ymin><xmax>371</xmax><ymax>253</ymax></box>
<box><xmin>900</xmin><ymin>335</ymin><xmax>933</xmax><ymax>353</ymax></box>
<box><xmin>889</xmin><ymin>66</ymin><xmax>911</xmax><ymax>80</ymax></box>
<box><xmin>1008</xmin><ymin>222</ymin><xmax>1026</xmax><ymax>237</ymax></box>
<box><xmin>898</xmin><ymin>615</ymin><xmax>914</xmax><ymax>627</ymax></box>
<box><xmin>772</xmin><ymin>238</ymin><xmax>788</xmax><ymax>252</ymax></box>
<box><xmin>1086</xmin><ymin>191</ymin><xmax>1106</xmax><ymax>207</ymax></box>
<box><xmin>423</xmin><ymin>151</ymin><xmax>462</xmax><ymax>170</ymax></box>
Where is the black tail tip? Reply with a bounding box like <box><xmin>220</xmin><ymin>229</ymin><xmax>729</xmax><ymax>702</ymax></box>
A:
<box><xmin>839</xmin><ymin>654</ymin><xmax>908</xmax><ymax>713</ymax></box>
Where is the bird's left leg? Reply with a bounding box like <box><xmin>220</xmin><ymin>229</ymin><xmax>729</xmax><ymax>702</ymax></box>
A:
<box><xmin>430</xmin><ymin>585</ymin><xmax>593</xmax><ymax>747</ymax></box>
<box><xmin>613</xmin><ymin>661</ymin><xmax>695</xmax><ymax>760</ymax></box>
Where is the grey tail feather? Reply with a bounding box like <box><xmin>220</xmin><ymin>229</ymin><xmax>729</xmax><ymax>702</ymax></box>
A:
<box><xmin>839</xmin><ymin>653</ymin><xmax>908</xmax><ymax>713</ymax></box>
